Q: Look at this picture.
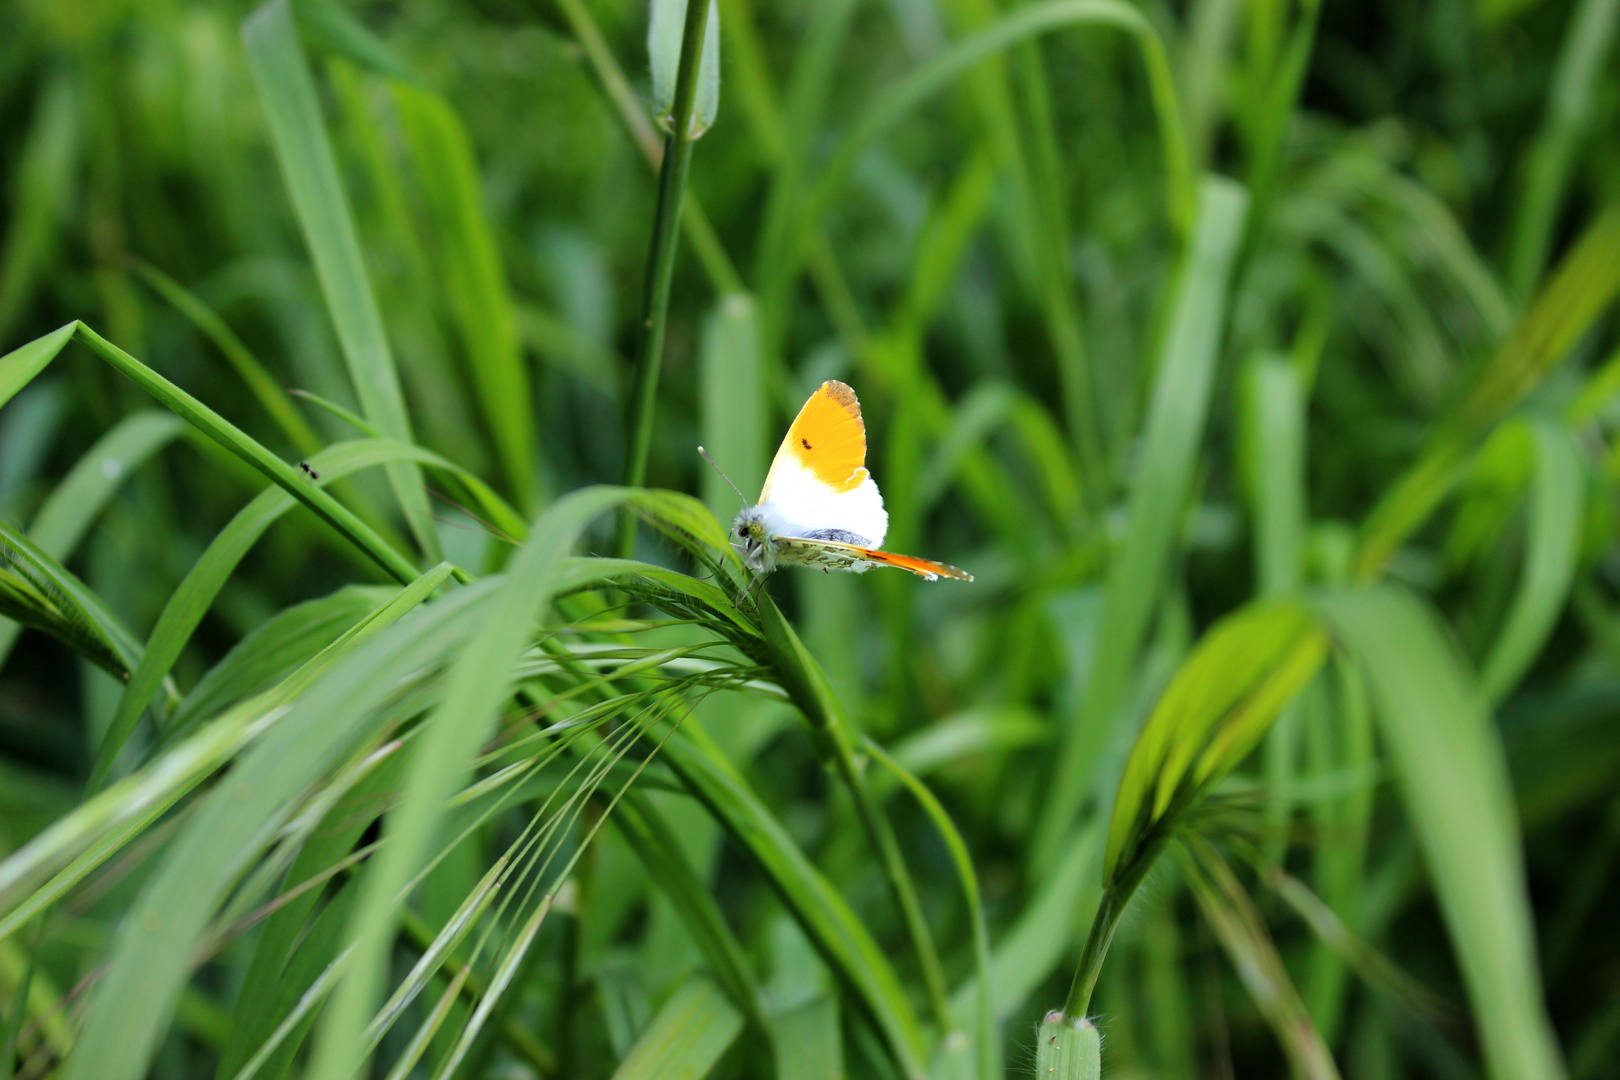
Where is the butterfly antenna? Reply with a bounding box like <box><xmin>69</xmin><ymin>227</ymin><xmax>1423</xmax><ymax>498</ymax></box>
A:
<box><xmin>697</xmin><ymin>446</ymin><xmax>751</xmax><ymax>510</ymax></box>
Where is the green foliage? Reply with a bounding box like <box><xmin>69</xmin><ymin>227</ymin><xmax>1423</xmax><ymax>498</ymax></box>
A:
<box><xmin>2</xmin><ymin>0</ymin><xmax>1619</xmax><ymax>1079</ymax></box>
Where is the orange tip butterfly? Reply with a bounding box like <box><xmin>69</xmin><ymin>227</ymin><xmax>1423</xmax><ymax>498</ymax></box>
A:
<box><xmin>710</xmin><ymin>380</ymin><xmax>972</xmax><ymax>583</ymax></box>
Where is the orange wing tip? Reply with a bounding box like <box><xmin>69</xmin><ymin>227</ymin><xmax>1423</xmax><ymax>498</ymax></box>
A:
<box><xmin>857</xmin><ymin>548</ymin><xmax>974</xmax><ymax>582</ymax></box>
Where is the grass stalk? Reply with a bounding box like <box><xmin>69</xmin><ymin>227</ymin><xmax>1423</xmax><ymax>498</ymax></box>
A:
<box><xmin>616</xmin><ymin>0</ymin><xmax>715</xmax><ymax>557</ymax></box>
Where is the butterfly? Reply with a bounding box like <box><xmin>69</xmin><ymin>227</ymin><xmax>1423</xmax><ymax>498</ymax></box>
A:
<box><xmin>715</xmin><ymin>380</ymin><xmax>972</xmax><ymax>584</ymax></box>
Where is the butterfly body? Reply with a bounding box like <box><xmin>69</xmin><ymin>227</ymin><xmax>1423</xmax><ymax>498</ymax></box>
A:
<box><xmin>728</xmin><ymin>381</ymin><xmax>971</xmax><ymax>583</ymax></box>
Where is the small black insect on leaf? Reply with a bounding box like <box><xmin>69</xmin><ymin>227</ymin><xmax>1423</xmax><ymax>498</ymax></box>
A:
<box><xmin>298</xmin><ymin>462</ymin><xmax>320</xmax><ymax>481</ymax></box>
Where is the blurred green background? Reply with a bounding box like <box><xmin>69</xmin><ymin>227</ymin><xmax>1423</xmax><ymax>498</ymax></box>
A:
<box><xmin>1</xmin><ymin>0</ymin><xmax>1619</xmax><ymax>1077</ymax></box>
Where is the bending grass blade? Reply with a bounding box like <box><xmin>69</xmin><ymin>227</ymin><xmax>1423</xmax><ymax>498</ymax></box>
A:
<box><xmin>1480</xmin><ymin>420</ymin><xmax>1583</xmax><ymax>701</ymax></box>
<box><xmin>616</xmin><ymin>0</ymin><xmax>716</xmax><ymax>556</ymax></box>
<box><xmin>658</xmin><ymin>728</ymin><xmax>929</xmax><ymax>1078</ymax></box>
<box><xmin>613</xmin><ymin>792</ymin><xmax>768</xmax><ymax>1033</ymax></box>
<box><xmin>61</xmin><ymin>579</ymin><xmax>502</xmax><ymax>1080</ymax></box>
<box><xmin>1506</xmin><ymin>0</ymin><xmax>1620</xmax><ymax>301</ymax></box>
<box><xmin>0</xmin><ymin>323</ymin><xmax>74</xmax><ymax>411</ymax></box>
<box><xmin>1180</xmin><ymin>836</ymin><xmax>1340</xmax><ymax>1080</ymax></box>
<box><xmin>304</xmin><ymin>487</ymin><xmax>651</xmax><ymax>1080</ymax></box>
<box><xmin>1034</xmin><ymin>176</ymin><xmax>1249</xmax><ymax>874</ymax></box>
<box><xmin>128</xmin><ymin>260</ymin><xmax>321</xmax><ymax>457</ymax></box>
<box><xmin>0</xmin><ymin>519</ymin><xmax>146</xmax><ymax>681</ymax></box>
<box><xmin>242</xmin><ymin>0</ymin><xmax>441</xmax><ymax>563</ymax></box>
<box><xmin>392</xmin><ymin>84</ymin><xmax>537</xmax><ymax>510</ymax></box>
<box><xmin>864</xmin><ymin>738</ymin><xmax>993</xmax><ymax>1080</ymax></box>
<box><xmin>0</xmin><ymin>410</ymin><xmax>185</xmax><ymax>667</ymax></box>
<box><xmin>608</xmin><ymin>976</ymin><xmax>743</xmax><ymax>1080</ymax></box>
<box><xmin>1355</xmin><ymin>206</ymin><xmax>1620</xmax><ymax>580</ymax></box>
<box><xmin>93</xmin><ymin>440</ymin><xmax>463</xmax><ymax>793</ymax></box>
<box><xmin>1318</xmin><ymin>586</ymin><xmax>1567</xmax><ymax>1080</ymax></box>
<box><xmin>0</xmin><ymin>565</ymin><xmax>454</xmax><ymax>942</ymax></box>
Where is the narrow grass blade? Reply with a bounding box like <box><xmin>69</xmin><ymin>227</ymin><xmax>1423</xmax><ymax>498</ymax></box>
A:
<box><xmin>304</xmin><ymin>487</ymin><xmax>638</xmax><ymax>1080</ymax></box>
<box><xmin>0</xmin><ymin>324</ymin><xmax>75</xmax><ymax>411</ymax></box>
<box><xmin>1356</xmin><ymin>206</ymin><xmax>1620</xmax><ymax>579</ymax></box>
<box><xmin>1506</xmin><ymin>0</ymin><xmax>1620</xmax><ymax>300</ymax></box>
<box><xmin>0</xmin><ymin>75</ymin><xmax>76</xmax><ymax>343</ymax></box>
<box><xmin>1036</xmin><ymin>176</ymin><xmax>1249</xmax><ymax>873</ymax></box>
<box><xmin>1181</xmin><ymin>836</ymin><xmax>1340</xmax><ymax>1080</ymax></box>
<box><xmin>610</xmin><ymin>976</ymin><xmax>742</xmax><ymax>1080</ymax></box>
<box><xmin>129</xmin><ymin>260</ymin><xmax>322</xmax><ymax>457</ymax></box>
<box><xmin>659</xmin><ymin>729</ymin><xmax>929</xmax><ymax>1077</ymax></box>
<box><xmin>1318</xmin><ymin>585</ymin><xmax>1567</xmax><ymax>1080</ymax></box>
<box><xmin>169</xmin><ymin>587</ymin><xmax>387</xmax><ymax>737</ymax></box>
<box><xmin>60</xmin><ymin>572</ymin><xmax>499</xmax><ymax>1080</ymax></box>
<box><xmin>242</xmin><ymin>0</ymin><xmax>441</xmax><ymax>562</ymax></box>
<box><xmin>1480</xmin><ymin>420</ymin><xmax>1583</xmax><ymax>701</ymax></box>
<box><xmin>392</xmin><ymin>84</ymin><xmax>537</xmax><ymax>510</ymax></box>
<box><xmin>613</xmin><ymin>792</ymin><xmax>767</xmax><ymax>1032</ymax></box>
<box><xmin>0</xmin><ymin>407</ymin><xmax>181</xmax><ymax>665</ymax></box>
<box><xmin>0</xmin><ymin>518</ymin><xmax>143</xmax><ymax>679</ymax></box>
<box><xmin>94</xmin><ymin>439</ymin><xmax>443</xmax><ymax>792</ymax></box>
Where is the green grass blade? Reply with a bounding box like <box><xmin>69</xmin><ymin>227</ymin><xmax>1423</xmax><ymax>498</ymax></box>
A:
<box><xmin>1480</xmin><ymin>420</ymin><xmax>1583</xmax><ymax>701</ymax></box>
<box><xmin>66</xmin><ymin>323</ymin><xmax>420</xmax><ymax>582</ymax></box>
<box><xmin>1318</xmin><ymin>585</ymin><xmax>1567</xmax><ymax>1080</ymax></box>
<box><xmin>241</xmin><ymin>0</ymin><xmax>441</xmax><ymax>562</ymax></box>
<box><xmin>129</xmin><ymin>261</ymin><xmax>322</xmax><ymax>457</ymax></box>
<box><xmin>60</xmin><ymin>577</ymin><xmax>501</xmax><ymax>1080</ymax></box>
<box><xmin>659</xmin><ymin>728</ymin><xmax>929</xmax><ymax>1077</ymax></box>
<box><xmin>1506</xmin><ymin>0</ymin><xmax>1620</xmax><ymax>301</ymax></box>
<box><xmin>93</xmin><ymin>439</ymin><xmax>444</xmax><ymax>792</ymax></box>
<box><xmin>304</xmin><ymin>486</ymin><xmax>636</xmax><ymax>1080</ymax></box>
<box><xmin>796</xmin><ymin>0</ymin><xmax>1194</xmax><ymax>300</ymax></box>
<box><xmin>609</xmin><ymin>976</ymin><xmax>742</xmax><ymax>1080</ymax></box>
<box><xmin>0</xmin><ymin>519</ymin><xmax>143</xmax><ymax>680</ymax></box>
<box><xmin>698</xmin><ymin>294</ymin><xmax>765</xmax><ymax>523</ymax></box>
<box><xmin>0</xmin><ymin>75</ymin><xmax>76</xmax><ymax>344</ymax></box>
<box><xmin>774</xmin><ymin>996</ymin><xmax>839</xmax><ymax>1080</ymax></box>
<box><xmin>169</xmin><ymin>586</ymin><xmax>388</xmax><ymax>739</ymax></box>
<box><xmin>1180</xmin><ymin>836</ymin><xmax>1340</xmax><ymax>1080</ymax></box>
<box><xmin>1035</xmin><ymin>175</ymin><xmax>1249</xmax><ymax>873</ymax></box>
<box><xmin>613</xmin><ymin>792</ymin><xmax>768</xmax><ymax>1032</ymax></box>
<box><xmin>1356</xmin><ymin>206</ymin><xmax>1620</xmax><ymax>579</ymax></box>
<box><xmin>0</xmin><ymin>323</ymin><xmax>76</xmax><ymax>411</ymax></box>
<box><xmin>392</xmin><ymin>84</ymin><xmax>537</xmax><ymax>510</ymax></box>
<box><xmin>0</xmin><ymin>410</ymin><xmax>184</xmax><ymax>668</ymax></box>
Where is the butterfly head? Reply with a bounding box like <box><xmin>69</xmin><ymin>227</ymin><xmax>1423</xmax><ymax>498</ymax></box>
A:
<box><xmin>731</xmin><ymin>507</ymin><xmax>775</xmax><ymax>574</ymax></box>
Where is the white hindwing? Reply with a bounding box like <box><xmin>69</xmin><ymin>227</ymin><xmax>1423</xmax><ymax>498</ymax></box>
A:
<box><xmin>757</xmin><ymin>452</ymin><xmax>888</xmax><ymax>548</ymax></box>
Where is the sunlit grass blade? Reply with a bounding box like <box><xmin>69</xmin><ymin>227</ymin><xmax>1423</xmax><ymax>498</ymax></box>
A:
<box><xmin>1035</xmin><ymin>175</ymin><xmax>1249</xmax><ymax>873</ymax></box>
<box><xmin>241</xmin><ymin>0</ymin><xmax>441</xmax><ymax>563</ymax></box>
<box><xmin>1318</xmin><ymin>585</ymin><xmax>1567</xmax><ymax>1080</ymax></box>
<box><xmin>305</xmin><ymin>486</ymin><xmax>649</xmax><ymax>1080</ymax></box>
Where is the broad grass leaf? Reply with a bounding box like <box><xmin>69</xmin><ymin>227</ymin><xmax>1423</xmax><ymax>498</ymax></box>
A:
<box><xmin>1318</xmin><ymin>585</ymin><xmax>1566</xmax><ymax>1080</ymax></box>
